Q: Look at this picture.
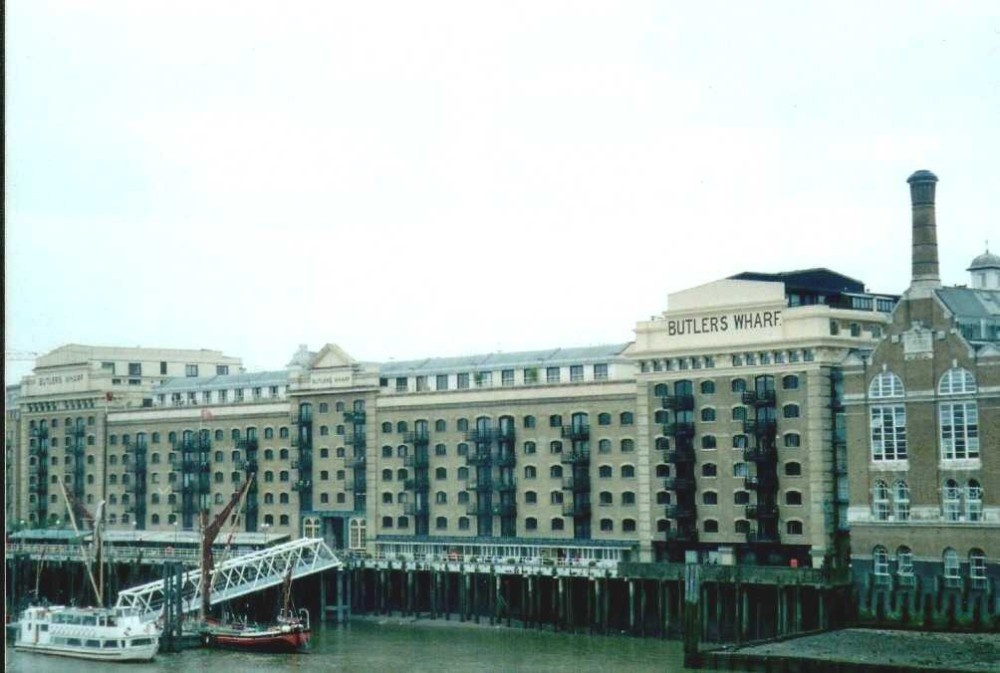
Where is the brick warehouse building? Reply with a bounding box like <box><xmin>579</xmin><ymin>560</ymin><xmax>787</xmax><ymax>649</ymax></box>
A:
<box><xmin>845</xmin><ymin>170</ymin><xmax>999</xmax><ymax>627</ymax></box>
<box><xmin>5</xmin><ymin>171</ymin><xmax>995</xmax><ymax>631</ymax></box>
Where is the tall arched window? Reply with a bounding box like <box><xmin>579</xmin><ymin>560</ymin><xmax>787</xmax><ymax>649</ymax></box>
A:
<box><xmin>969</xmin><ymin>549</ymin><xmax>987</xmax><ymax>588</ymax></box>
<box><xmin>869</xmin><ymin>371</ymin><xmax>906</xmax><ymax>461</ymax></box>
<box><xmin>893</xmin><ymin>480</ymin><xmax>910</xmax><ymax>521</ymax></box>
<box><xmin>943</xmin><ymin>479</ymin><xmax>961</xmax><ymax>521</ymax></box>
<box><xmin>873</xmin><ymin>545</ymin><xmax>889</xmax><ymax>581</ymax></box>
<box><xmin>966</xmin><ymin>480</ymin><xmax>983</xmax><ymax>522</ymax></box>
<box><xmin>896</xmin><ymin>546</ymin><xmax>914</xmax><ymax>584</ymax></box>
<box><xmin>349</xmin><ymin>518</ymin><xmax>366</xmax><ymax>549</ymax></box>
<box><xmin>872</xmin><ymin>480</ymin><xmax>890</xmax><ymax>521</ymax></box>
<box><xmin>939</xmin><ymin>369</ymin><xmax>979</xmax><ymax>461</ymax></box>
<box><xmin>303</xmin><ymin>516</ymin><xmax>320</xmax><ymax>538</ymax></box>
<box><xmin>943</xmin><ymin>548</ymin><xmax>960</xmax><ymax>586</ymax></box>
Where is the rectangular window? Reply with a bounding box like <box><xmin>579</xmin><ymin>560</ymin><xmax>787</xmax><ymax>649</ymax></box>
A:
<box><xmin>940</xmin><ymin>402</ymin><xmax>979</xmax><ymax>460</ymax></box>
<box><xmin>128</xmin><ymin>362</ymin><xmax>142</xmax><ymax>376</ymax></box>
<box><xmin>217</xmin><ymin>365</ymin><xmax>229</xmax><ymax>375</ymax></box>
<box><xmin>570</xmin><ymin>365</ymin><xmax>584</xmax><ymax>382</ymax></box>
<box><xmin>185</xmin><ymin>364</ymin><xmax>199</xmax><ymax>377</ymax></box>
<box><xmin>253</xmin><ymin>387</ymin><xmax>262</xmax><ymax>399</ymax></box>
<box><xmin>102</xmin><ymin>362</ymin><xmax>115</xmax><ymax>373</ymax></box>
<box><xmin>501</xmin><ymin>369</ymin><xmax>515</xmax><ymax>387</ymax></box>
<box><xmin>593</xmin><ymin>363</ymin><xmax>608</xmax><ymax>381</ymax></box>
<box><xmin>870</xmin><ymin>406</ymin><xmax>907</xmax><ymax>461</ymax></box>
<box><xmin>546</xmin><ymin>367</ymin><xmax>560</xmax><ymax>384</ymax></box>
<box><xmin>160</xmin><ymin>361</ymin><xmax>168</xmax><ymax>375</ymax></box>
<box><xmin>523</xmin><ymin>368</ymin><xmax>538</xmax><ymax>385</ymax></box>
<box><xmin>436</xmin><ymin>374</ymin><xmax>449</xmax><ymax>391</ymax></box>
<box><xmin>474</xmin><ymin>371</ymin><xmax>492</xmax><ymax>388</ymax></box>
<box><xmin>395</xmin><ymin>377</ymin><xmax>408</xmax><ymax>393</ymax></box>
<box><xmin>415</xmin><ymin>376</ymin><xmax>429</xmax><ymax>392</ymax></box>
<box><xmin>457</xmin><ymin>373</ymin><xmax>470</xmax><ymax>389</ymax></box>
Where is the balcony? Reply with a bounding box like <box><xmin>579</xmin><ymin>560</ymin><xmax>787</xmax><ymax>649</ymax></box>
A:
<box><xmin>404</xmin><ymin>476</ymin><xmax>430</xmax><ymax>491</ymax></box>
<box><xmin>344</xmin><ymin>410</ymin><xmax>366</xmax><ymax>424</ymax></box>
<box><xmin>496</xmin><ymin>477</ymin><xmax>517</xmax><ymax>493</ymax></box>
<box><xmin>745</xmin><ymin>504</ymin><xmax>779</xmax><ymax>519</ymax></box>
<box><xmin>663</xmin><ymin>477</ymin><xmax>694</xmax><ymax>491</ymax></box>
<box><xmin>124</xmin><ymin>441</ymin><xmax>148</xmax><ymax>453</ymax></box>
<box><xmin>290</xmin><ymin>410</ymin><xmax>313</xmax><ymax>424</ymax></box>
<box><xmin>495</xmin><ymin>426</ymin><xmax>516</xmax><ymax>443</ymax></box>
<box><xmin>665</xmin><ymin>527</ymin><xmax>698</xmax><ymax>543</ymax></box>
<box><xmin>560</xmin><ymin>424</ymin><xmax>590</xmax><ymax>441</ymax></box>
<box><xmin>662</xmin><ymin>422</ymin><xmax>695</xmax><ymax>438</ymax></box>
<box><xmin>493</xmin><ymin>502</ymin><xmax>517</xmax><ymax>517</ymax></box>
<box><xmin>661</xmin><ymin>394</ymin><xmax>694</xmax><ymax>411</ymax></box>
<box><xmin>169</xmin><ymin>457</ymin><xmax>210</xmax><ymax>472</ymax></box>
<box><xmin>466</xmin><ymin>501</ymin><xmax>493</xmax><ymax>516</ymax></box>
<box><xmin>403</xmin><ymin>430</ymin><xmax>430</xmax><ymax>446</ymax></box>
<box><xmin>561</xmin><ymin>474</ymin><xmax>591</xmax><ymax>492</ymax></box>
<box><xmin>466</xmin><ymin>451</ymin><xmax>493</xmax><ymax>467</ymax></box>
<box><xmin>404</xmin><ymin>501</ymin><xmax>429</xmax><ymax>517</ymax></box>
<box><xmin>345</xmin><ymin>456</ymin><xmax>366</xmax><ymax>469</ymax></box>
<box><xmin>69</xmin><ymin>425</ymin><xmax>86</xmax><ymax>437</ymax></box>
<box><xmin>743</xmin><ymin>447</ymin><xmax>778</xmax><ymax>463</ymax></box>
<box><xmin>235</xmin><ymin>437</ymin><xmax>259</xmax><ymax>451</ymax></box>
<box><xmin>744</xmin><ymin>475</ymin><xmax>777</xmax><ymax>490</ymax></box>
<box><xmin>65</xmin><ymin>444</ymin><xmax>85</xmax><ymax>458</ymax></box>
<box><xmin>237</xmin><ymin>458</ymin><xmax>259</xmax><ymax>473</ymax></box>
<box><xmin>125</xmin><ymin>480</ymin><xmax>147</xmax><ymax>496</ymax></box>
<box><xmin>743</xmin><ymin>419</ymin><xmax>777</xmax><ymax>437</ymax></box>
<box><xmin>344</xmin><ymin>479</ymin><xmax>367</xmax><ymax>493</ymax></box>
<box><xmin>664</xmin><ymin>448</ymin><xmax>696</xmax><ymax>464</ymax></box>
<box><xmin>465</xmin><ymin>478</ymin><xmax>493</xmax><ymax>492</ymax></box>
<box><xmin>465</xmin><ymin>428</ymin><xmax>493</xmax><ymax>444</ymax></box>
<box><xmin>746</xmin><ymin>530</ymin><xmax>780</xmax><ymax>544</ymax></box>
<box><xmin>495</xmin><ymin>452</ymin><xmax>516</xmax><ymax>467</ymax></box>
<box><xmin>292</xmin><ymin>479</ymin><xmax>313</xmax><ymax>492</ymax></box>
<box><xmin>664</xmin><ymin>504</ymin><xmax>696</xmax><ymax>520</ymax></box>
<box><xmin>560</xmin><ymin>450</ymin><xmax>591</xmax><ymax>466</ymax></box>
<box><xmin>341</xmin><ymin>432</ymin><xmax>364</xmax><ymax>448</ymax></box>
<box><xmin>404</xmin><ymin>454</ymin><xmax>429</xmax><ymax>469</ymax></box>
<box><xmin>30</xmin><ymin>427</ymin><xmax>50</xmax><ymax>439</ymax></box>
<box><xmin>173</xmin><ymin>436</ymin><xmax>211</xmax><ymax>451</ymax></box>
<box><xmin>562</xmin><ymin>500</ymin><xmax>592</xmax><ymax>517</ymax></box>
<box><xmin>292</xmin><ymin>456</ymin><xmax>314</xmax><ymax>471</ymax></box>
<box><xmin>28</xmin><ymin>445</ymin><xmax>48</xmax><ymax>457</ymax></box>
<box><xmin>741</xmin><ymin>390</ymin><xmax>776</xmax><ymax>407</ymax></box>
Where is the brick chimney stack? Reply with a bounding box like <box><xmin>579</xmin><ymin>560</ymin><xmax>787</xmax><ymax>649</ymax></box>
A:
<box><xmin>907</xmin><ymin>169</ymin><xmax>941</xmax><ymax>296</ymax></box>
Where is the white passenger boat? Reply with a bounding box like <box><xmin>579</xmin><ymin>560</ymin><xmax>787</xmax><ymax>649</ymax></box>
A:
<box><xmin>15</xmin><ymin>605</ymin><xmax>161</xmax><ymax>662</ymax></box>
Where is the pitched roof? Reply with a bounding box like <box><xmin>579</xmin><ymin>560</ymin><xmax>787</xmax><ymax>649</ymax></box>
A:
<box><xmin>378</xmin><ymin>343</ymin><xmax>631</xmax><ymax>376</ymax></box>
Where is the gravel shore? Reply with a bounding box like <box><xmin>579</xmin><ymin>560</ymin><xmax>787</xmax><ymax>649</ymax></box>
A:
<box><xmin>731</xmin><ymin>628</ymin><xmax>1000</xmax><ymax>671</ymax></box>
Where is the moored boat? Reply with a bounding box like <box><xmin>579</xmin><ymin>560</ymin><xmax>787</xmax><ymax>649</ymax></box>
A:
<box><xmin>202</xmin><ymin>609</ymin><xmax>310</xmax><ymax>653</ymax></box>
<box><xmin>14</xmin><ymin>605</ymin><xmax>160</xmax><ymax>662</ymax></box>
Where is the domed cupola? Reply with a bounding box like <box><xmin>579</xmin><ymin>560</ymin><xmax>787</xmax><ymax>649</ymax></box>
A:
<box><xmin>968</xmin><ymin>246</ymin><xmax>1000</xmax><ymax>289</ymax></box>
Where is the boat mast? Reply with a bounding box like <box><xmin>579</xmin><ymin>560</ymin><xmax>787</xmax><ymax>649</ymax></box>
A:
<box><xmin>58</xmin><ymin>480</ymin><xmax>102</xmax><ymax>606</ymax></box>
<box><xmin>199</xmin><ymin>476</ymin><xmax>254</xmax><ymax>621</ymax></box>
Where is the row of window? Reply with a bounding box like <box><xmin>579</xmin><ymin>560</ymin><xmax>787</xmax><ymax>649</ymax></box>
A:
<box><xmin>872</xmin><ymin>546</ymin><xmax>987</xmax><ymax>582</ymax></box>
<box><xmin>871</xmin><ymin>479</ymin><xmax>983</xmax><ymax>522</ymax></box>
<box><xmin>382</xmin><ymin>364</ymin><xmax>611</xmax><ymax>394</ymax></box>
<box><xmin>651</xmin><ymin>375</ymin><xmax>800</xmax><ymax>397</ymax></box>
<box><xmin>869</xmin><ymin>369</ymin><xmax>980</xmax><ymax>462</ymax></box>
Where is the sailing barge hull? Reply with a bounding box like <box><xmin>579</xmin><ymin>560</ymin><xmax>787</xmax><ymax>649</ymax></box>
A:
<box><xmin>203</xmin><ymin>626</ymin><xmax>310</xmax><ymax>653</ymax></box>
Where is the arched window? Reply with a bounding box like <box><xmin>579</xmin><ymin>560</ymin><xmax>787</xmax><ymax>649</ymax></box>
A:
<box><xmin>785</xmin><ymin>490</ymin><xmax>802</xmax><ymax>506</ymax></box>
<box><xmin>381</xmin><ymin>492</ymin><xmax>393</xmax><ymax>504</ymax></box>
<box><xmin>599</xmin><ymin>465</ymin><xmax>612</xmax><ymax>478</ymax></box>
<box><xmin>700</xmin><ymin>381</ymin><xmax>715</xmax><ymax>395</ymax></box>
<box><xmin>382</xmin><ymin>516</ymin><xmax>393</xmax><ymax>529</ymax></box>
<box><xmin>783</xmin><ymin>433</ymin><xmax>801</xmax><ymax>448</ymax></box>
<box><xmin>523</xmin><ymin>465</ymin><xmax>537</xmax><ymax>479</ymax></box>
<box><xmin>597</xmin><ymin>413</ymin><xmax>611</xmax><ymax>426</ymax></box>
<box><xmin>550</xmin><ymin>491</ymin><xmax>564</xmax><ymax>505</ymax></box>
<box><xmin>381</xmin><ymin>422</ymin><xmax>392</xmax><ymax>434</ymax></box>
<box><xmin>943</xmin><ymin>479</ymin><xmax>961</xmax><ymax>521</ymax></box>
<box><xmin>550</xmin><ymin>518</ymin><xmax>565</xmax><ymax>531</ymax></box>
<box><xmin>870</xmin><ymin>371</ymin><xmax>904</xmax><ymax>398</ymax></box>
<box><xmin>396</xmin><ymin>516</ymin><xmax>408</xmax><ymax>529</ymax></box>
<box><xmin>701</xmin><ymin>463</ymin><xmax>717</xmax><ymax>477</ymax></box>
<box><xmin>943</xmin><ymin>548</ymin><xmax>960</xmax><ymax>585</ymax></box>
<box><xmin>782</xmin><ymin>374</ymin><xmax>799</xmax><ymax>390</ymax></box>
<box><xmin>701</xmin><ymin>435</ymin><xmax>717</xmax><ymax>450</ymax></box>
<box><xmin>783</xmin><ymin>404</ymin><xmax>800</xmax><ymax>419</ymax></box>
<box><xmin>731</xmin><ymin>379</ymin><xmax>746</xmax><ymax>393</ymax></box>
<box><xmin>701</xmin><ymin>408</ymin><xmax>716</xmax><ymax>422</ymax></box>
<box><xmin>785</xmin><ymin>520</ymin><xmax>803</xmax><ymax>535</ymax></box>
<box><xmin>382</xmin><ymin>445</ymin><xmax>393</xmax><ymax>458</ymax></box>
<box><xmin>966</xmin><ymin>480</ymin><xmax>983</xmax><ymax>521</ymax></box>
<box><xmin>397</xmin><ymin>445</ymin><xmax>408</xmax><ymax>457</ymax></box>
<box><xmin>549</xmin><ymin>441</ymin><xmax>563</xmax><ymax>454</ymax></box>
<box><xmin>873</xmin><ymin>545</ymin><xmax>889</xmax><ymax>578</ymax></box>
<box><xmin>382</xmin><ymin>469</ymin><xmax>392</xmax><ymax>481</ymax></box>
<box><xmin>396</xmin><ymin>421</ymin><xmax>408</xmax><ymax>433</ymax></box>
<box><xmin>621</xmin><ymin>465</ymin><xmax>635</xmax><ymax>478</ymax></box>
<box><xmin>600</xmin><ymin>518</ymin><xmax>614</xmax><ymax>532</ymax></box>
<box><xmin>969</xmin><ymin>549</ymin><xmax>987</xmax><ymax>587</ymax></box>
<box><xmin>457</xmin><ymin>466</ymin><xmax>469</xmax><ymax>480</ymax></box>
<box><xmin>619</xmin><ymin>412</ymin><xmax>634</xmax><ymax>426</ymax></box>
<box><xmin>896</xmin><ymin>546</ymin><xmax>914</xmax><ymax>582</ymax></box>
<box><xmin>939</xmin><ymin>368</ymin><xmax>976</xmax><ymax>395</ymax></box>
<box><xmin>731</xmin><ymin>406</ymin><xmax>747</xmax><ymax>422</ymax></box>
<box><xmin>264</xmin><ymin>493</ymin><xmax>275</xmax><ymax>504</ymax></box>
<box><xmin>893</xmin><ymin>480</ymin><xmax>910</xmax><ymax>521</ymax></box>
<box><xmin>524</xmin><ymin>490</ymin><xmax>537</xmax><ymax>504</ymax></box>
<box><xmin>734</xmin><ymin>490</ymin><xmax>750</xmax><ymax>505</ymax></box>
<box><xmin>622</xmin><ymin>519</ymin><xmax>636</xmax><ymax>532</ymax></box>
<box><xmin>349</xmin><ymin>518</ymin><xmax>367</xmax><ymax>550</ymax></box>
<box><xmin>701</xmin><ymin>491</ymin><xmax>717</xmax><ymax>505</ymax></box>
<box><xmin>620</xmin><ymin>439</ymin><xmax>635</xmax><ymax>453</ymax></box>
<box><xmin>550</xmin><ymin>465</ymin><xmax>563</xmax><ymax>479</ymax></box>
<box><xmin>435</xmin><ymin>517</ymin><xmax>448</xmax><ymax>530</ymax></box>
<box><xmin>653</xmin><ymin>383</ymin><xmax>669</xmax><ymax>397</ymax></box>
<box><xmin>784</xmin><ymin>462</ymin><xmax>802</xmax><ymax>477</ymax></box>
<box><xmin>622</xmin><ymin>491</ymin><xmax>636</xmax><ymax>505</ymax></box>
<box><xmin>872</xmin><ymin>480</ymin><xmax>890</xmax><ymax>520</ymax></box>
<box><xmin>703</xmin><ymin>519</ymin><xmax>719</xmax><ymax>533</ymax></box>
<box><xmin>435</xmin><ymin>467</ymin><xmax>447</xmax><ymax>480</ymax></box>
<box><xmin>524</xmin><ymin>517</ymin><xmax>537</xmax><ymax>531</ymax></box>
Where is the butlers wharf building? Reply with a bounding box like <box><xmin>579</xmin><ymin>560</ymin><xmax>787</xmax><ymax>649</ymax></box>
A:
<box><xmin>6</xmin><ymin>171</ymin><xmax>997</xmax><ymax>638</ymax></box>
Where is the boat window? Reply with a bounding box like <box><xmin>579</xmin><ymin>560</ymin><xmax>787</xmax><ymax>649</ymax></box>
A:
<box><xmin>86</xmin><ymin>639</ymin><xmax>101</xmax><ymax>648</ymax></box>
<box><xmin>82</xmin><ymin>616</ymin><xmax>97</xmax><ymax>625</ymax></box>
<box><xmin>67</xmin><ymin>638</ymin><xmax>82</xmax><ymax>646</ymax></box>
<box><xmin>132</xmin><ymin>638</ymin><xmax>153</xmax><ymax>646</ymax></box>
<box><xmin>103</xmin><ymin>640</ymin><xmax>119</xmax><ymax>648</ymax></box>
<box><xmin>40</xmin><ymin>624</ymin><xmax>49</xmax><ymax>631</ymax></box>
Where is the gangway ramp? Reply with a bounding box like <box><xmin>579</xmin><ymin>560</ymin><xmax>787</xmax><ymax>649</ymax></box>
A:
<box><xmin>114</xmin><ymin>537</ymin><xmax>341</xmax><ymax>622</ymax></box>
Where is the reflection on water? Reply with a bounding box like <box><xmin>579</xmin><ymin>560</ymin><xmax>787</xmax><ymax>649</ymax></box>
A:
<box><xmin>8</xmin><ymin>619</ymin><xmax>693</xmax><ymax>672</ymax></box>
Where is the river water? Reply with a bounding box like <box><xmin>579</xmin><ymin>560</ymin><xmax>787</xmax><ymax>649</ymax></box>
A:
<box><xmin>7</xmin><ymin>619</ymin><xmax>692</xmax><ymax>672</ymax></box>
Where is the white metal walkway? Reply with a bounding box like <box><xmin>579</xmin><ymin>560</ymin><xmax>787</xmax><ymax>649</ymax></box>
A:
<box><xmin>114</xmin><ymin>537</ymin><xmax>341</xmax><ymax>622</ymax></box>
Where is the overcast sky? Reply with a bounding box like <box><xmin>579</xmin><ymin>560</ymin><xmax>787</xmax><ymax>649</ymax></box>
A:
<box><xmin>6</xmin><ymin>1</ymin><xmax>999</xmax><ymax>383</ymax></box>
